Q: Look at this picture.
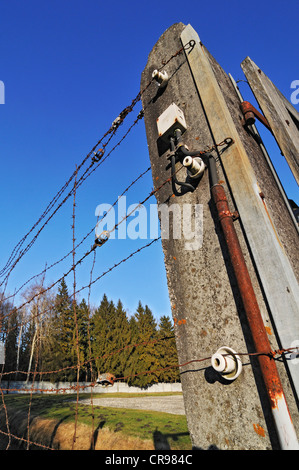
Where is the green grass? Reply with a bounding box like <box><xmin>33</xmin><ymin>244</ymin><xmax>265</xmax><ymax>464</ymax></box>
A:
<box><xmin>1</xmin><ymin>393</ymin><xmax>191</xmax><ymax>450</ymax></box>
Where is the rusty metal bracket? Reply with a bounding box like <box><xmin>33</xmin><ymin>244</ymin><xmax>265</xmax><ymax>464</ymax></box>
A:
<box><xmin>92</xmin><ymin>147</ymin><xmax>105</xmax><ymax>163</ymax></box>
<box><xmin>240</xmin><ymin>101</ymin><xmax>272</xmax><ymax>133</ymax></box>
<box><xmin>92</xmin><ymin>230</ymin><xmax>110</xmax><ymax>250</ymax></box>
<box><xmin>218</xmin><ymin>209</ymin><xmax>239</xmax><ymax>222</ymax></box>
<box><xmin>96</xmin><ymin>372</ymin><xmax>115</xmax><ymax>387</ymax></box>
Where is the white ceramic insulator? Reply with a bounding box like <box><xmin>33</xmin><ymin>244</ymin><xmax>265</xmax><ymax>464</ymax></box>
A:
<box><xmin>152</xmin><ymin>69</ymin><xmax>169</xmax><ymax>88</ymax></box>
<box><xmin>212</xmin><ymin>353</ymin><xmax>236</xmax><ymax>374</ymax></box>
<box><xmin>183</xmin><ymin>156</ymin><xmax>205</xmax><ymax>178</ymax></box>
<box><xmin>211</xmin><ymin>346</ymin><xmax>243</xmax><ymax>381</ymax></box>
<box><xmin>98</xmin><ymin>230</ymin><xmax>110</xmax><ymax>242</ymax></box>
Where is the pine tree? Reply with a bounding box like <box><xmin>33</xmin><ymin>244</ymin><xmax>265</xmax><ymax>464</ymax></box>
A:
<box><xmin>4</xmin><ymin>281</ymin><xmax>182</xmax><ymax>388</ymax></box>
<box><xmin>111</xmin><ymin>299</ymin><xmax>131</xmax><ymax>378</ymax></box>
<box><xmin>41</xmin><ymin>278</ymin><xmax>76</xmax><ymax>382</ymax></box>
<box><xmin>126</xmin><ymin>302</ymin><xmax>160</xmax><ymax>388</ymax></box>
<box><xmin>156</xmin><ymin>315</ymin><xmax>180</xmax><ymax>383</ymax></box>
<box><xmin>91</xmin><ymin>294</ymin><xmax>117</xmax><ymax>377</ymax></box>
<box><xmin>77</xmin><ymin>298</ymin><xmax>92</xmax><ymax>381</ymax></box>
<box><xmin>57</xmin><ymin>278</ymin><xmax>77</xmax><ymax>380</ymax></box>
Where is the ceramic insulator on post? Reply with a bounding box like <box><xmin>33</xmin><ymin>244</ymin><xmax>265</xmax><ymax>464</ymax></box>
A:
<box><xmin>211</xmin><ymin>346</ymin><xmax>243</xmax><ymax>381</ymax></box>
<box><xmin>183</xmin><ymin>156</ymin><xmax>205</xmax><ymax>178</ymax></box>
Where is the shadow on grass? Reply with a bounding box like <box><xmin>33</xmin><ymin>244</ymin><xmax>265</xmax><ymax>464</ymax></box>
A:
<box><xmin>89</xmin><ymin>420</ymin><xmax>106</xmax><ymax>450</ymax></box>
<box><xmin>153</xmin><ymin>428</ymin><xmax>190</xmax><ymax>450</ymax></box>
<box><xmin>49</xmin><ymin>415</ymin><xmax>70</xmax><ymax>449</ymax></box>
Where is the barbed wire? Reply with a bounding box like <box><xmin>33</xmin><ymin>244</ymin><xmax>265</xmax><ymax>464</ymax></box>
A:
<box><xmin>0</xmin><ymin>341</ymin><xmax>298</xmax><ymax>449</ymax></box>
<box><xmin>4</xmin><ymin>237</ymin><xmax>160</xmax><ymax>336</ymax></box>
<box><xmin>0</xmin><ymin>112</ymin><xmax>142</xmax><ymax>291</ymax></box>
<box><xmin>0</xmin><ymin>39</ymin><xmax>194</xmax><ymax>290</ymax></box>
<box><xmin>1</xmin><ymin>135</ymin><xmax>232</xmax><ymax>327</ymax></box>
<box><xmin>0</xmin><ymin>37</ymin><xmax>286</xmax><ymax>452</ymax></box>
<box><xmin>0</xmin><ymin>90</ymin><xmax>143</xmax><ymax>281</ymax></box>
<box><xmin>0</xmin><ymin>333</ymin><xmax>173</xmax><ymax>380</ymax></box>
<box><xmin>0</xmin><ymin>343</ymin><xmax>297</xmax><ymax>391</ymax></box>
<box><xmin>1</xmin><ymin>166</ymin><xmax>151</xmax><ymax>305</ymax></box>
<box><xmin>0</xmin><ymin>428</ymin><xmax>54</xmax><ymax>451</ymax></box>
<box><xmin>0</xmin><ymin>124</ymin><xmax>116</xmax><ymax>280</ymax></box>
<box><xmin>1</xmin><ymin>158</ymin><xmax>187</xmax><ymax>322</ymax></box>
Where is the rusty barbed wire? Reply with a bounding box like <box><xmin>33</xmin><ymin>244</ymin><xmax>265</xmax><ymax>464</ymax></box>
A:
<box><xmin>113</xmin><ymin>347</ymin><xmax>299</xmax><ymax>383</ymax></box>
<box><xmin>0</xmin><ymin>333</ymin><xmax>174</xmax><ymax>381</ymax></box>
<box><xmin>0</xmin><ymin>39</ymin><xmax>237</xmax><ymax>451</ymax></box>
<box><xmin>71</xmin><ymin>166</ymin><xmax>81</xmax><ymax>450</ymax></box>
<box><xmin>0</xmin><ymin>40</ymin><xmax>194</xmax><ymax>289</ymax></box>
<box><xmin>1</xmin><ymin>345</ymin><xmax>298</xmax><ymax>392</ymax></box>
<box><xmin>1</xmin><ymin>166</ymin><xmax>151</xmax><ymax>305</ymax></box>
<box><xmin>2</xmin><ymin>135</ymin><xmax>232</xmax><ymax>327</ymax></box>
<box><xmin>3</xmin><ymin>236</ymin><xmax>160</xmax><ymax>337</ymax></box>
<box><xmin>0</xmin><ymin>119</ymin><xmax>136</xmax><ymax>291</ymax></box>
<box><xmin>1</xmin><ymin>160</ymin><xmax>187</xmax><ymax>322</ymax></box>
<box><xmin>0</xmin><ymin>94</ymin><xmax>141</xmax><ymax>282</ymax></box>
<box><xmin>0</xmin><ymin>428</ymin><xmax>55</xmax><ymax>450</ymax></box>
<box><xmin>0</xmin><ymin>126</ymin><xmax>115</xmax><ymax>281</ymax></box>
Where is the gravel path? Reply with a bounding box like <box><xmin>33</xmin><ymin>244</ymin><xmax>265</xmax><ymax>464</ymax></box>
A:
<box><xmin>78</xmin><ymin>395</ymin><xmax>186</xmax><ymax>415</ymax></box>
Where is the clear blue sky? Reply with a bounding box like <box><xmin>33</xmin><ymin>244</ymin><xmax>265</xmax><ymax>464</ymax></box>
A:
<box><xmin>0</xmin><ymin>0</ymin><xmax>298</xmax><ymax>320</ymax></box>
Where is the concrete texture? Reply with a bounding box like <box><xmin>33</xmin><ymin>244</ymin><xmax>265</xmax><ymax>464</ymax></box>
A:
<box><xmin>141</xmin><ymin>22</ymin><xmax>299</xmax><ymax>450</ymax></box>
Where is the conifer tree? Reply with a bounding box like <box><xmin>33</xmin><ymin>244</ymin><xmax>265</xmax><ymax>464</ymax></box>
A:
<box><xmin>3</xmin><ymin>283</ymin><xmax>182</xmax><ymax>388</ymax></box>
<box><xmin>41</xmin><ymin>278</ymin><xmax>76</xmax><ymax>382</ymax></box>
<box><xmin>156</xmin><ymin>315</ymin><xmax>180</xmax><ymax>383</ymax></box>
<box><xmin>39</xmin><ymin>294</ymin><xmax>63</xmax><ymax>383</ymax></box>
<box><xmin>126</xmin><ymin>302</ymin><xmax>160</xmax><ymax>387</ymax></box>
<box><xmin>77</xmin><ymin>298</ymin><xmax>92</xmax><ymax>381</ymax></box>
<box><xmin>91</xmin><ymin>294</ymin><xmax>117</xmax><ymax>377</ymax></box>
<box><xmin>112</xmin><ymin>299</ymin><xmax>131</xmax><ymax>378</ymax></box>
<box><xmin>57</xmin><ymin>278</ymin><xmax>76</xmax><ymax>380</ymax></box>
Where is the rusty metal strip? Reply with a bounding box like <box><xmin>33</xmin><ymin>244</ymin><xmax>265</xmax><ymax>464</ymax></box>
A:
<box><xmin>240</xmin><ymin>100</ymin><xmax>272</xmax><ymax>132</ymax></box>
<box><xmin>212</xmin><ymin>183</ymin><xmax>299</xmax><ymax>450</ymax></box>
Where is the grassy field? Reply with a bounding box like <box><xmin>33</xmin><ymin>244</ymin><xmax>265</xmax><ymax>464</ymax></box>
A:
<box><xmin>0</xmin><ymin>393</ymin><xmax>192</xmax><ymax>450</ymax></box>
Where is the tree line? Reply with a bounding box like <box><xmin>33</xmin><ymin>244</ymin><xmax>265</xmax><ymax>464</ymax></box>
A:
<box><xmin>0</xmin><ymin>279</ymin><xmax>180</xmax><ymax>387</ymax></box>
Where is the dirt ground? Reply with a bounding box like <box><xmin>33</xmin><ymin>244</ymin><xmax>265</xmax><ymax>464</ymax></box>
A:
<box><xmin>78</xmin><ymin>394</ymin><xmax>186</xmax><ymax>415</ymax></box>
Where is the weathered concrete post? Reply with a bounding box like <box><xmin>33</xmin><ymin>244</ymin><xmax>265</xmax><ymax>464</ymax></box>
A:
<box><xmin>141</xmin><ymin>23</ymin><xmax>299</xmax><ymax>449</ymax></box>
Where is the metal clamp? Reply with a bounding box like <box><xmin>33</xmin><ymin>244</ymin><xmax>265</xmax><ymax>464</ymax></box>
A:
<box><xmin>96</xmin><ymin>372</ymin><xmax>115</xmax><ymax>387</ymax></box>
<box><xmin>240</xmin><ymin>101</ymin><xmax>272</xmax><ymax>133</ymax></box>
<box><xmin>92</xmin><ymin>230</ymin><xmax>110</xmax><ymax>249</ymax></box>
